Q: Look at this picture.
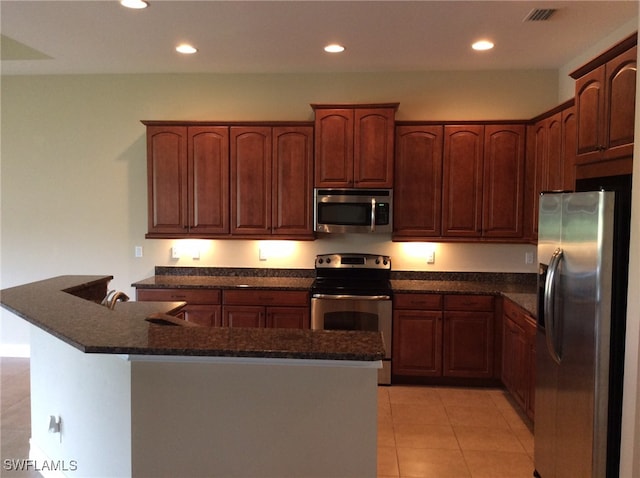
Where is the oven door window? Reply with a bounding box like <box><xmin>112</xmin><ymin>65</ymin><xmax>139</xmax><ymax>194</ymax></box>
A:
<box><xmin>323</xmin><ymin>311</ymin><xmax>378</xmax><ymax>332</ymax></box>
<box><xmin>317</xmin><ymin>202</ymin><xmax>372</xmax><ymax>226</ymax></box>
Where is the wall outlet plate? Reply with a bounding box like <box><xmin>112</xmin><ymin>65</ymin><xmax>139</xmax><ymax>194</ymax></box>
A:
<box><xmin>426</xmin><ymin>251</ymin><xmax>435</xmax><ymax>264</ymax></box>
<box><xmin>171</xmin><ymin>246</ymin><xmax>181</xmax><ymax>259</ymax></box>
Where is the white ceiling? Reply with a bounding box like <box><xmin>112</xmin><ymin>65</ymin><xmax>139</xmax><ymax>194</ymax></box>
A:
<box><xmin>1</xmin><ymin>1</ymin><xmax>637</xmax><ymax>76</ymax></box>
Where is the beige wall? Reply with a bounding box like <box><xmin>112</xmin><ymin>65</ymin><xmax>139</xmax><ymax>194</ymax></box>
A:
<box><xmin>1</xmin><ymin>69</ymin><xmax>558</xmax><ymax>349</ymax></box>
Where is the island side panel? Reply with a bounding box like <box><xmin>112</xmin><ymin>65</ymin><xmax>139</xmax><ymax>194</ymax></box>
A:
<box><xmin>29</xmin><ymin>327</ymin><xmax>132</xmax><ymax>477</ymax></box>
<box><xmin>130</xmin><ymin>358</ymin><xmax>378</xmax><ymax>478</ymax></box>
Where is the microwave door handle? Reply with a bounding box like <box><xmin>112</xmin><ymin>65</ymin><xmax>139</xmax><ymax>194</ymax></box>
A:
<box><xmin>370</xmin><ymin>198</ymin><xmax>376</xmax><ymax>232</ymax></box>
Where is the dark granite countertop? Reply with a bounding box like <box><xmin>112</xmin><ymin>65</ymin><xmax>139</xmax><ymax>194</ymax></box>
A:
<box><xmin>133</xmin><ymin>274</ymin><xmax>314</xmax><ymax>291</ymax></box>
<box><xmin>133</xmin><ymin>267</ymin><xmax>538</xmax><ymax>316</ymax></box>
<box><xmin>0</xmin><ymin>275</ymin><xmax>384</xmax><ymax>361</ymax></box>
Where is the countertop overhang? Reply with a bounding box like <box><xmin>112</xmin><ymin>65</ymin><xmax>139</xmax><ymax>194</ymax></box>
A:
<box><xmin>0</xmin><ymin>275</ymin><xmax>385</xmax><ymax>361</ymax></box>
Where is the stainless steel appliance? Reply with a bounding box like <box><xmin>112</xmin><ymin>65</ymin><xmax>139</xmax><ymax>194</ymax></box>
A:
<box><xmin>314</xmin><ymin>188</ymin><xmax>392</xmax><ymax>234</ymax></box>
<box><xmin>310</xmin><ymin>253</ymin><xmax>392</xmax><ymax>384</ymax></box>
<box><xmin>535</xmin><ymin>175</ymin><xmax>631</xmax><ymax>478</ymax></box>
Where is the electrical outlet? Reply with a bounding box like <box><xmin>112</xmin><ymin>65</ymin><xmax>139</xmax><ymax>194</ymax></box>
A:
<box><xmin>171</xmin><ymin>246</ymin><xmax>181</xmax><ymax>259</ymax></box>
<box><xmin>426</xmin><ymin>251</ymin><xmax>435</xmax><ymax>264</ymax></box>
<box><xmin>134</xmin><ymin>246</ymin><xmax>143</xmax><ymax>258</ymax></box>
<box><xmin>525</xmin><ymin>252</ymin><xmax>534</xmax><ymax>264</ymax></box>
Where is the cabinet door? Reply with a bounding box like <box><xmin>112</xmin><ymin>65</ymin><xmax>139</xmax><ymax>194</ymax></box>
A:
<box><xmin>575</xmin><ymin>66</ymin><xmax>605</xmax><ymax>161</ymax></box>
<box><xmin>146</xmin><ymin>126</ymin><xmax>188</xmax><ymax>235</ymax></box>
<box><xmin>502</xmin><ymin>316</ymin><xmax>527</xmax><ymax>409</ymax></box>
<box><xmin>230</xmin><ymin>127</ymin><xmax>272</xmax><ymax>235</ymax></box>
<box><xmin>354</xmin><ymin>108</ymin><xmax>395</xmax><ymax>187</ymax></box>
<box><xmin>223</xmin><ymin>305</ymin><xmax>265</xmax><ymax>328</ymax></box>
<box><xmin>442</xmin><ymin>125</ymin><xmax>484</xmax><ymax>237</ymax></box>
<box><xmin>266</xmin><ymin>306</ymin><xmax>310</xmax><ymax>329</ymax></box>
<box><xmin>525</xmin><ymin>319</ymin><xmax>537</xmax><ymax>420</ymax></box>
<box><xmin>392</xmin><ymin>310</ymin><xmax>443</xmax><ymax>376</ymax></box>
<box><xmin>188</xmin><ymin>127</ymin><xmax>230</xmax><ymax>235</ymax></box>
<box><xmin>562</xmin><ymin>106</ymin><xmax>577</xmax><ymax>190</ymax></box>
<box><xmin>443</xmin><ymin>310</ymin><xmax>494</xmax><ymax>378</ymax></box>
<box><xmin>528</xmin><ymin>121</ymin><xmax>547</xmax><ymax>238</ymax></box>
<box><xmin>183</xmin><ymin>304</ymin><xmax>222</xmax><ymax>327</ymax></box>
<box><xmin>604</xmin><ymin>45</ymin><xmax>636</xmax><ymax>160</ymax></box>
<box><xmin>314</xmin><ymin>109</ymin><xmax>354</xmax><ymax>187</ymax></box>
<box><xmin>272</xmin><ymin>126</ymin><xmax>314</xmax><ymax>237</ymax></box>
<box><xmin>482</xmin><ymin>124</ymin><xmax>525</xmax><ymax>238</ymax></box>
<box><xmin>393</xmin><ymin>125</ymin><xmax>443</xmax><ymax>238</ymax></box>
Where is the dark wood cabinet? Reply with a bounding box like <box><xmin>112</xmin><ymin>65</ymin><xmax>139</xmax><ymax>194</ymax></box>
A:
<box><xmin>137</xmin><ymin>287</ymin><xmax>309</xmax><ymax>329</ymax></box>
<box><xmin>502</xmin><ymin>298</ymin><xmax>536</xmax><ymax>420</ymax></box>
<box><xmin>272</xmin><ymin>126</ymin><xmax>314</xmax><ymax>236</ymax></box>
<box><xmin>312</xmin><ymin>104</ymin><xmax>397</xmax><ymax>188</ymax></box>
<box><xmin>571</xmin><ymin>34</ymin><xmax>636</xmax><ymax>179</ymax></box>
<box><xmin>482</xmin><ymin>124</ymin><xmax>526</xmax><ymax>239</ymax></box>
<box><xmin>222</xmin><ymin>289</ymin><xmax>310</xmax><ymax>329</ymax></box>
<box><xmin>145</xmin><ymin>125</ymin><xmax>189</xmax><ymax>236</ymax></box>
<box><xmin>136</xmin><ymin>288</ymin><xmax>222</xmax><ymax>326</ymax></box>
<box><xmin>442</xmin><ymin>125</ymin><xmax>484</xmax><ymax>237</ymax></box>
<box><xmin>144</xmin><ymin>122</ymin><xmax>313</xmax><ymax>239</ymax></box>
<box><xmin>392</xmin><ymin>294</ymin><xmax>443</xmax><ymax>376</ymax></box>
<box><xmin>393</xmin><ymin>293</ymin><xmax>497</xmax><ymax>382</ymax></box>
<box><xmin>441</xmin><ymin>124</ymin><xmax>525</xmax><ymax>240</ymax></box>
<box><xmin>526</xmin><ymin>102</ymin><xmax>576</xmax><ymax>239</ymax></box>
<box><xmin>189</xmin><ymin>127</ymin><xmax>230</xmax><ymax>235</ymax></box>
<box><xmin>393</xmin><ymin>125</ymin><xmax>444</xmax><ymax>238</ymax></box>
<box><xmin>443</xmin><ymin>295</ymin><xmax>495</xmax><ymax>378</ymax></box>
<box><xmin>145</xmin><ymin>125</ymin><xmax>230</xmax><ymax>237</ymax></box>
<box><xmin>230</xmin><ymin>126</ymin><xmax>272</xmax><ymax>235</ymax></box>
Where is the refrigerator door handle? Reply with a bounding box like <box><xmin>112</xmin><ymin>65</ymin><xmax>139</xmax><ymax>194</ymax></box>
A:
<box><xmin>544</xmin><ymin>247</ymin><xmax>563</xmax><ymax>364</ymax></box>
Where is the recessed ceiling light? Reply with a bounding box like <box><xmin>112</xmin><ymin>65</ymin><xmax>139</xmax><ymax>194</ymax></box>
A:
<box><xmin>120</xmin><ymin>0</ymin><xmax>148</xmax><ymax>9</ymax></box>
<box><xmin>324</xmin><ymin>44</ymin><xmax>345</xmax><ymax>53</ymax></box>
<box><xmin>176</xmin><ymin>44</ymin><xmax>198</xmax><ymax>55</ymax></box>
<box><xmin>472</xmin><ymin>40</ymin><xmax>495</xmax><ymax>51</ymax></box>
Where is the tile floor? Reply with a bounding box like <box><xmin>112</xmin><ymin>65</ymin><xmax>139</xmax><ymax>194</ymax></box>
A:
<box><xmin>1</xmin><ymin>358</ymin><xmax>534</xmax><ymax>477</ymax></box>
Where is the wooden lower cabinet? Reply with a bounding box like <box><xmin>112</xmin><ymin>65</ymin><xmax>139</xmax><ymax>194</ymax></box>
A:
<box><xmin>392</xmin><ymin>293</ymin><xmax>497</xmax><ymax>382</ymax></box>
<box><xmin>502</xmin><ymin>298</ymin><xmax>536</xmax><ymax>420</ymax></box>
<box><xmin>136</xmin><ymin>288</ymin><xmax>222</xmax><ymax>326</ymax></box>
<box><xmin>392</xmin><ymin>294</ymin><xmax>443</xmax><ymax>376</ymax></box>
<box><xmin>222</xmin><ymin>289</ymin><xmax>310</xmax><ymax>329</ymax></box>
<box><xmin>136</xmin><ymin>287</ymin><xmax>310</xmax><ymax>329</ymax></box>
<box><xmin>443</xmin><ymin>295</ymin><xmax>495</xmax><ymax>378</ymax></box>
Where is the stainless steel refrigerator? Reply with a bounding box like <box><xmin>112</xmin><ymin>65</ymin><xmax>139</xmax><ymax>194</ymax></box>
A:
<box><xmin>535</xmin><ymin>175</ymin><xmax>631</xmax><ymax>478</ymax></box>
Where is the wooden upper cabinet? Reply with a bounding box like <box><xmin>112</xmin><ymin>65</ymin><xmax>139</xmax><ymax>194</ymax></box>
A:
<box><xmin>442</xmin><ymin>125</ymin><xmax>484</xmax><ymax>237</ymax></box>
<box><xmin>483</xmin><ymin>124</ymin><xmax>526</xmax><ymax>238</ymax></box>
<box><xmin>572</xmin><ymin>34</ymin><xmax>636</xmax><ymax>178</ymax></box>
<box><xmin>353</xmin><ymin>108</ymin><xmax>396</xmax><ymax>187</ymax></box>
<box><xmin>313</xmin><ymin>108</ymin><xmax>354</xmax><ymax>186</ymax></box>
<box><xmin>312</xmin><ymin>104</ymin><xmax>397</xmax><ymax>188</ymax></box>
<box><xmin>272</xmin><ymin>126</ymin><xmax>314</xmax><ymax>237</ymax></box>
<box><xmin>393</xmin><ymin>125</ymin><xmax>444</xmax><ymax>238</ymax></box>
<box><xmin>230</xmin><ymin>127</ymin><xmax>272</xmax><ymax>235</ymax></box>
<box><xmin>146</xmin><ymin>125</ymin><xmax>189</xmax><ymax>235</ymax></box>
<box><xmin>605</xmin><ymin>45</ymin><xmax>636</xmax><ymax>159</ymax></box>
<box><xmin>189</xmin><ymin>127</ymin><xmax>230</xmax><ymax>235</ymax></box>
<box><xmin>525</xmin><ymin>103</ymin><xmax>575</xmax><ymax>241</ymax></box>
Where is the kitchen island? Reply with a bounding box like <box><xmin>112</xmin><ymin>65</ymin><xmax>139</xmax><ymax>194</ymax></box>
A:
<box><xmin>0</xmin><ymin>276</ymin><xmax>384</xmax><ymax>478</ymax></box>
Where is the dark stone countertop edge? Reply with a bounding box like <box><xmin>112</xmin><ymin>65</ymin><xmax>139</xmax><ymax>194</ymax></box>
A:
<box><xmin>1</xmin><ymin>276</ymin><xmax>385</xmax><ymax>362</ymax></box>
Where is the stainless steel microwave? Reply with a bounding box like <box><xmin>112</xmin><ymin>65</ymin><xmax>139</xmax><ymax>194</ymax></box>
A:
<box><xmin>314</xmin><ymin>188</ymin><xmax>393</xmax><ymax>234</ymax></box>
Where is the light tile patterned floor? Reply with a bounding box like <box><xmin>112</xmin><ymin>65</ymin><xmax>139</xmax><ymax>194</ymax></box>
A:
<box><xmin>1</xmin><ymin>358</ymin><xmax>534</xmax><ymax>477</ymax></box>
<box><xmin>378</xmin><ymin>385</ymin><xmax>535</xmax><ymax>478</ymax></box>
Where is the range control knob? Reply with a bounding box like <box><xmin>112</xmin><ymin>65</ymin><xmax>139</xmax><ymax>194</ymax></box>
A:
<box><xmin>326</xmin><ymin>258</ymin><xmax>331</xmax><ymax>264</ymax></box>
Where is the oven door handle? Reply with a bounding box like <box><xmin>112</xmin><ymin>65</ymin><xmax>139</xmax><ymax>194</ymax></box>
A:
<box><xmin>312</xmin><ymin>294</ymin><xmax>391</xmax><ymax>300</ymax></box>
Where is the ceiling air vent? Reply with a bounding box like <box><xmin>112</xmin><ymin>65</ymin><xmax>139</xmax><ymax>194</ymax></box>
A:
<box><xmin>523</xmin><ymin>8</ymin><xmax>557</xmax><ymax>22</ymax></box>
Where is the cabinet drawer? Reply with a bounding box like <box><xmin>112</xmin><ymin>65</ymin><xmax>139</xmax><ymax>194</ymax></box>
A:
<box><xmin>223</xmin><ymin>289</ymin><xmax>309</xmax><ymax>307</ymax></box>
<box><xmin>394</xmin><ymin>293</ymin><xmax>443</xmax><ymax>310</ymax></box>
<box><xmin>444</xmin><ymin>294</ymin><xmax>494</xmax><ymax>311</ymax></box>
<box><xmin>136</xmin><ymin>288</ymin><xmax>221</xmax><ymax>305</ymax></box>
<box><xmin>503</xmin><ymin>298</ymin><xmax>536</xmax><ymax>330</ymax></box>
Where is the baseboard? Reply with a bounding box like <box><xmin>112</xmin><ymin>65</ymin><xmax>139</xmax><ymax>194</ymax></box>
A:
<box><xmin>0</xmin><ymin>344</ymin><xmax>31</xmax><ymax>357</ymax></box>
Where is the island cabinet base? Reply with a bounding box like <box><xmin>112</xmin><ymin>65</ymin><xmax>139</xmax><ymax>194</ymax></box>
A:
<box><xmin>29</xmin><ymin>328</ymin><xmax>379</xmax><ymax>478</ymax></box>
